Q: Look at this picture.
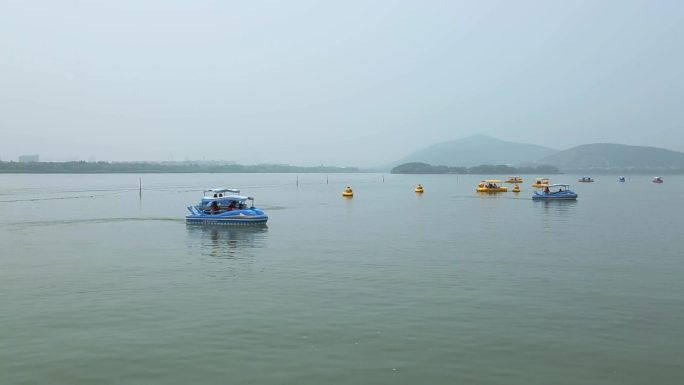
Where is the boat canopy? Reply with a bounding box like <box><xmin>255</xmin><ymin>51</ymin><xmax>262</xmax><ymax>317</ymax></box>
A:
<box><xmin>205</xmin><ymin>188</ymin><xmax>240</xmax><ymax>194</ymax></box>
<box><xmin>203</xmin><ymin>195</ymin><xmax>250</xmax><ymax>201</ymax></box>
<box><xmin>483</xmin><ymin>180</ymin><xmax>502</xmax><ymax>183</ymax></box>
<box><xmin>547</xmin><ymin>184</ymin><xmax>570</xmax><ymax>188</ymax></box>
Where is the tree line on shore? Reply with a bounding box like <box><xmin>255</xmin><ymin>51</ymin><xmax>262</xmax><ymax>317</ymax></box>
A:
<box><xmin>391</xmin><ymin>162</ymin><xmax>560</xmax><ymax>175</ymax></box>
<box><xmin>0</xmin><ymin>161</ymin><xmax>359</xmax><ymax>174</ymax></box>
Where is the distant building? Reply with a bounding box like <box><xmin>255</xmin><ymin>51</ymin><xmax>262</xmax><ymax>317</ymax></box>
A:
<box><xmin>18</xmin><ymin>155</ymin><xmax>40</xmax><ymax>163</ymax></box>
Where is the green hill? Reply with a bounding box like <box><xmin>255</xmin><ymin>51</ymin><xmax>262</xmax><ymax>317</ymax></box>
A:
<box><xmin>390</xmin><ymin>162</ymin><xmax>559</xmax><ymax>175</ymax></box>
<box><xmin>539</xmin><ymin>143</ymin><xmax>684</xmax><ymax>172</ymax></box>
<box><xmin>395</xmin><ymin>134</ymin><xmax>557</xmax><ymax>167</ymax></box>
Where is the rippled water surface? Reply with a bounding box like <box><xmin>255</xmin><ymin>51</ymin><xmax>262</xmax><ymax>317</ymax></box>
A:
<box><xmin>1</xmin><ymin>173</ymin><xmax>683</xmax><ymax>384</ymax></box>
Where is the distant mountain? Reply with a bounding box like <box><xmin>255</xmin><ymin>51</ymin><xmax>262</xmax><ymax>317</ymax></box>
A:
<box><xmin>539</xmin><ymin>143</ymin><xmax>684</xmax><ymax>171</ymax></box>
<box><xmin>394</xmin><ymin>134</ymin><xmax>558</xmax><ymax>167</ymax></box>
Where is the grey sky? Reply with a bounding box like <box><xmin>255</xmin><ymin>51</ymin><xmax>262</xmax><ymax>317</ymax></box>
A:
<box><xmin>1</xmin><ymin>0</ymin><xmax>682</xmax><ymax>165</ymax></box>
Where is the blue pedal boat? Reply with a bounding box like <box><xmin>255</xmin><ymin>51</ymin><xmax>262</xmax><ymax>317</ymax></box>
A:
<box><xmin>186</xmin><ymin>188</ymin><xmax>268</xmax><ymax>225</ymax></box>
<box><xmin>532</xmin><ymin>184</ymin><xmax>578</xmax><ymax>201</ymax></box>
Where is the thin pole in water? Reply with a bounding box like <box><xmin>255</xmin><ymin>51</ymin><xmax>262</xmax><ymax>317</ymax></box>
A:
<box><xmin>326</xmin><ymin>175</ymin><xmax>329</xmax><ymax>184</ymax></box>
<box><xmin>139</xmin><ymin>177</ymin><xmax>142</xmax><ymax>199</ymax></box>
<box><xmin>296</xmin><ymin>175</ymin><xmax>299</xmax><ymax>187</ymax></box>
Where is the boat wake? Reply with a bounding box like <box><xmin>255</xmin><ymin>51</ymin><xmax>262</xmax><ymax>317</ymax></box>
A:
<box><xmin>0</xmin><ymin>190</ymin><xmax>132</xmax><ymax>203</ymax></box>
<box><xmin>9</xmin><ymin>217</ymin><xmax>183</xmax><ymax>228</ymax></box>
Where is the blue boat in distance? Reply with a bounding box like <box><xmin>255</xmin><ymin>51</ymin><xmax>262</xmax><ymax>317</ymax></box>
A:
<box><xmin>532</xmin><ymin>184</ymin><xmax>578</xmax><ymax>201</ymax></box>
<box><xmin>186</xmin><ymin>188</ymin><xmax>268</xmax><ymax>225</ymax></box>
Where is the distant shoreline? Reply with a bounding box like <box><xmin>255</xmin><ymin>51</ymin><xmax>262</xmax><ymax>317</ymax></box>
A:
<box><xmin>2</xmin><ymin>161</ymin><xmax>682</xmax><ymax>175</ymax></box>
<box><xmin>0</xmin><ymin>161</ymin><xmax>359</xmax><ymax>174</ymax></box>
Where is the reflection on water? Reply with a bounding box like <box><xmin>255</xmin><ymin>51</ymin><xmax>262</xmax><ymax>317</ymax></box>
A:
<box><xmin>533</xmin><ymin>200</ymin><xmax>578</xmax><ymax>230</ymax></box>
<box><xmin>186</xmin><ymin>224</ymin><xmax>268</xmax><ymax>259</ymax></box>
<box><xmin>475</xmin><ymin>191</ymin><xmax>505</xmax><ymax>199</ymax></box>
<box><xmin>535</xmin><ymin>199</ymin><xmax>578</xmax><ymax>214</ymax></box>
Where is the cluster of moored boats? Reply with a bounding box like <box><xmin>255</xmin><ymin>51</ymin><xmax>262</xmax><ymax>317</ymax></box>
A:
<box><xmin>186</xmin><ymin>176</ymin><xmax>665</xmax><ymax>225</ymax></box>
<box><xmin>474</xmin><ymin>177</ymin><xmax>578</xmax><ymax>200</ymax></box>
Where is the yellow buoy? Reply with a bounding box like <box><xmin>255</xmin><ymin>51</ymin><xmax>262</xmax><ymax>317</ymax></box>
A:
<box><xmin>415</xmin><ymin>184</ymin><xmax>424</xmax><ymax>193</ymax></box>
<box><xmin>342</xmin><ymin>186</ymin><xmax>354</xmax><ymax>197</ymax></box>
<box><xmin>512</xmin><ymin>184</ymin><xmax>520</xmax><ymax>193</ymax></box>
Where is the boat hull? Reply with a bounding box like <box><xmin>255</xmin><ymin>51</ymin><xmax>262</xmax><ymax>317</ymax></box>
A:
<box><xmin>532</xmin><ymin>191</ymin><xmax>578</xmax><ymax>200</ymax></box>
<box><xmin>186</xmin><ymin>207</ymin><xmax>268</xmax><ymax>225</ymax></box>
<box><xmin>186</xmin><ymin>216</ymin><xmax>268</xmax><ymax>225</ymax></box>
<box><xmin>476</xmin><ymin>187</ymin><xmax>508</xmax><ymax>192</ymax></box>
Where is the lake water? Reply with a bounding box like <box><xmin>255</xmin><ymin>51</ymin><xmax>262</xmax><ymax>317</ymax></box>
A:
<box><xmin>1</xmin><ymin>173</ymin><xmax>683</xmax><ymax>384</ymax></box>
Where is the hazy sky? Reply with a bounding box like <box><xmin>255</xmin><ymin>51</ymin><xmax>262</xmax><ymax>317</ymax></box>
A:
<box><xmin>1</xmin><ymin>0</ymin><xmax>683</xmax><ymax>165</ymax></box>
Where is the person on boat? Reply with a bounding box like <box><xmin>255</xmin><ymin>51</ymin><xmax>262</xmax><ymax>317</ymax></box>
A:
<box><xmin>210</xmin><ymin>201</ymin><xmax>219</xmax><ymax>214</ymax></box>
<box><xmin>544</xmin><ymin>186</ymin><xmax>550</xmax><ymax>194</ymax></box>
<box><xmin>227</xmin><ymin>201</ymin><xmax>237</xmax><ymax>211</ymax></box>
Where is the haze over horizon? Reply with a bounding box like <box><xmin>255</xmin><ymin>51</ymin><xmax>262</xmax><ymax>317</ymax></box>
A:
<box><xmin>2</xmin><ymin>1</ymin><xmax>683</xmax><ymax>166</ymax></box>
